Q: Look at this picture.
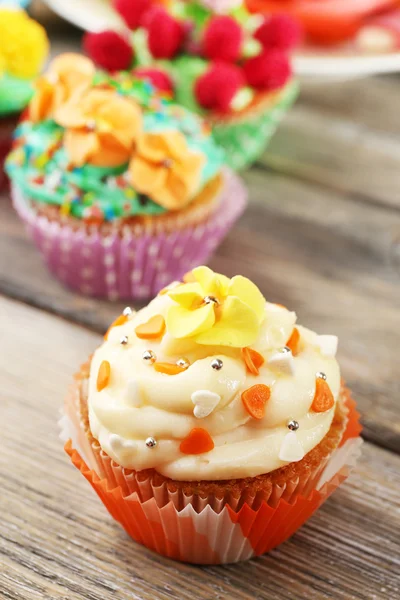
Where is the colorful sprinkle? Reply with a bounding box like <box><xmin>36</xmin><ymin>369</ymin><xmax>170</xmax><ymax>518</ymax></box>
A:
<box><xmin>104</xmin><ymin>314</ymin><xmax>128</xmax><ymax>340</ymax></box>
<box><xmin>311</xmin><ymin>377</ymin><xmax>335</xmax><ymax>413</ymax></box>
<box><xmin>180</xmin><ymin>428</ymin><xmax>214</xmax><ymax>455</ymax></box>
<box><xmin>286</xmin><ymin>327</ymin><xmax>300</xmax><ymax>355</ymax></box>
<box><xmin>154</xmin><ymin>362</ymin><xmax>187</xmax><ymax>375</ymax></box>
<box><xmin>241</xmin><ymin>347</ymin><xmax>265</xmax><ymax>375</ymax></box>
<box><xmin>135</xmin><ymin>315</ymin><xmax>166</xmax><ymax>340</ymax></box>
<box><xmin>97</xmin><ymin>360</ymin><xmax>111</xmax><ymax>391</ymax></box>
<box><xmin>241</xmin><ymin>384</ymin><xmax>271</xmax><ymax>420</ymax></box>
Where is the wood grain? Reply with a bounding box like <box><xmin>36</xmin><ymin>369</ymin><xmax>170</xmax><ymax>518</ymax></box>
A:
<box><xmin>1</xmin><ymin>297</ymin><xmax>399</xmax><ymax>600</ymax></box>
<box><xmin>1</xmin><ymin>167</ymin><xmax>399</xmax><ymax>451</ymax></box>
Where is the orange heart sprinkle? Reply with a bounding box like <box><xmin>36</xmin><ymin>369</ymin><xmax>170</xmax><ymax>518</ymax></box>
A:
<box><xmin>135</xmin><ymin>314</ymin><xmax>166</xmax><ymax>340</ymax></box>
<box><xmin>241</xmin><ymin>347</ymin><xmax>265</xmax><ymax>375</ymax></box>
<box><xmin>311</xmin><ymin>378</ymin><xmax>335</xmax><ymax>412</ymax></box>
<box><xmin>241</xmin><ymin>384</ymin><xmax>271</xmax><ymax>420</ymax></box>
<box><xmin>97</xmin><ymin>360</ymin><xmax>111</xmax><ymax>392</ymax></box>
<box><xmin>104</xmin><ymin>314</ymin><xmax>128</xmax><ymax>340</ymax></box>
<box><xmin>180</xmin><ymin>428</ymin><xmax>214</xmax><ymax>454</ymax></box>
<box><xmin>286</xmin><ymin>327</ymin><xmax>300</xmax><ymax>355</ymax></box>
<box><xmin>154</xmin><ymin>362</ymin><xmax>187</xmax><ymax>375</ymax></box>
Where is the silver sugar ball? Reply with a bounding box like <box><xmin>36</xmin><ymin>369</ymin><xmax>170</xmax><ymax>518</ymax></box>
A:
<box><xmin>176</xmin><ymin>358</ymin><xmax>190</xmax><ymax>369</ymax></box>
<box><xmin>86</xmin><ymin>119</ymin><xmax>96</xmax><ymax>132</ymax></box>
<box><xmin>145</xmin><ymin>437</ymin><xmax>157</xmax><ymax>448</ymax></box>
<box><xmin>120</xmin><ymin>335</ymin><xmax>129</xmax><ymax>345</ymax></box>
<box><xmin>316</xmin><ymin>371</ymin><xmax>327</xmax><ymax>380</ymax></box>
<box><xmin>162</xmin><ymin>158</ymin><xmax>173</xmax><ymax>169</ymax></box>
<box><xmin>281</xmin><ymin>346</ymin><xmax>291</xmax><ymax>353</ymax></box>
<box><xmin>287</xmin><ymin>419</ymin><xmax>299</xmax><ymax>431</ymax></box>
<box><xmin>204</xmin><ymin>295</ymin><xmax>220</xmax><ymax>306</ymax></box>
<box><xmin>142</xmin><ymin>349</ymin><xmax>156</xmax><ymax>364</ymax></box>
<box><xmin>211</xmin><ymin>358</ymin><xmax>223</xmax><ymax>370</ymax></box>
<box><xmin>123</xmin><ymin>306</ymin><xmax>133</xmax><ymax>317</ymax></box>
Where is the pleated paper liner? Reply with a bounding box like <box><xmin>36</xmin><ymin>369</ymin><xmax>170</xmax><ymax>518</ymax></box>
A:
<box><xmin>61</xmin><ymin>366</ymin><xmax>362</xmax><ymax>564</ymax></box>
<box><xmin>210</xmin><ymin>82</ymin><xmax>299</xmax><ymax>171</ymax></box>
<box><xmin>12</xmin><ymin>168</ymin><xmax>247</xmax><ymax>300</ymax></box>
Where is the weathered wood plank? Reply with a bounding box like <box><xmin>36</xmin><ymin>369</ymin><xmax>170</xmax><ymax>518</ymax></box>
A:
<box><xmin>260</xmin><ymin>99</ymin><xmax>400</xmax><ymax>211</ymax></box>
<box><xmin>0</xmin><ymin>296</ymin><xmax>399</xmax><ymax>600</ymax></box>
<box><xmin>1</xmin><ymin>167</ymin><xmax>399</xmax><ymax>451</ymax></box>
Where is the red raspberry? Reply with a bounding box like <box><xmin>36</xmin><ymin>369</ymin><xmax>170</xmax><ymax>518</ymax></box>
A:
<box><xmin>203</xmin><ymin>16</ymin><xmax>243</xmax><ymax>62</ymax></box>
<box><xmin>243</xmin><ymin>50</ymin><xmax>292</xmax><ymax>91</ymax></box>
<box><xmin>146</xmin><ymin>7</ymin><xmax>185</xmax><ymax>59</ymax></box>
<box><xmin>195</xmin><ymin>62</ymin><xmax>245</xmax><ymax>113</ymax></box>
<box><xmin>133</xmin><ymin>68</ymin><xmax>174</xmax><ymax>93</ymax></box>
<box><xmin>113</xmin><ymin>0</ymin><xmax>151</xmax><ymax>30</ymax></box>
<box><xmin>254</xmin><ymin>14</ymin><xmax>302</xmax><ymax>51</ymax></box>
<box><xmin>83</xmin><ymin>31</ymin><xmax>134</xmax><ymax>71</ymax></box>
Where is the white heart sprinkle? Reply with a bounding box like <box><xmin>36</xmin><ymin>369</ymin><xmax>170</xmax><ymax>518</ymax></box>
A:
<box><xmin>279</xmin><ymin>431</ymin><xmax>305</xmax><ymax>462</ymax></box>
<box><xmin>267</xmin><ymin>349</ymin><xmax>295</xmax><ymax>375</ymax></box>
<box><xmin>124</xmin><ymin>378</ymin><xmax>142</xmax><ymax>407</ymax></box>
<box><xmin>191</xmin><ymin>390</ymin><xmax>221</xmax><ymax>419</ymax></box>
<box><xmin>109</xmin><ymin>434</ymin><xmax>137</xmax><ymax>454</ymax></box>
<box><xmin>317</xmin><ymin>335</ymin><xmax>338</xmax><ymax>358</ymax></box>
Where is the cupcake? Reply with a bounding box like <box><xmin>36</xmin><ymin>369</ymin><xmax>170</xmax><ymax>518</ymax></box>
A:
<box><xmin>246</xmin><ymin>0</ymin><xmax>399</xmax><ymax>45</ymax></box>
<box><xmin>6</xmin><ymin>54</ymin><xmax>246</xmax><ymax>300</ymax></box>
<box><xmin>61</xmin><ymin>266</ymin><xmax>362</xmax><ymax>564</ymax></box>
<box><xmin>0</xmin><ymin>7</ymin><xmax>48</xmax><ymax>189</ymax></box>
<box><xmin>83</xmin><ymin>0</ymin><xmax>300</xmax><ymax>171</ymax></box>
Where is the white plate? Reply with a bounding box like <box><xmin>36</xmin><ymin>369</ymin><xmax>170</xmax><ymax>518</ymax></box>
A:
<box><xmin>43</xmin><ymin>0</ymin><xmax>400</xmax><ymax>82</ymax></box>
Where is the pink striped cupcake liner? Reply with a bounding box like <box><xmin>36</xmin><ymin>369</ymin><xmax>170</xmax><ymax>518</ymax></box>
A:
<box><xmin>12</xmin><ymin>168</ymin><xmax>247</xmax><ymax>300</ymax></box>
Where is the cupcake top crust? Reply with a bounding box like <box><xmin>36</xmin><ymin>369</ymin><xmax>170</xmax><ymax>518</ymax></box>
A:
<box><xmin>88</xmin><ymin>266</ymin><xmax>341</xmax><ymax>481</ymax></box>
<box><xmin>0</xmin><ymin>8</ymin><xmax>48</xmax><ymax>116</ymax></box>
<box><xmin>6</xmin><ymin>53</ymin><xmax>224</xmax><ymax>222</ymax></box>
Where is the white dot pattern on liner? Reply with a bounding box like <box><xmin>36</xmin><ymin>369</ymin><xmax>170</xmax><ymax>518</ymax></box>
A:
<box><xmin>173</xmin><ymin>247</ymin><xmax>183</xmax><ymax>258</ymax></box>
<box><xmin>60</xmin><ymin>240</ymin><xmax>72</xmax><ymax>252</ymax></box>
<box><xmin>108</xmin><ymin>291</ymin><xmax>119</xmax><ymax>301</ymax></box>
<box><xmin>104</xmin><ymin>254</ymin><xmax>115</xmax><ymax>267</ymax></box>
<box><xmin>81</xmin><ymin>284</ymin><xmax>93</xmax><ymax>295</ymax></box>
<box><xmin>131</xmin><ymin>270</ymin><xmax>142</xmax><ymax>283</ymax></box>
<box><xmin>106</xmin><ymin>272</ymin><xmax>117</xmax><ymax>284</ymax></box>
<box><xmin>81</xmin><ymin>268</ymin><xmax>94</xmax><ymax>279</ymax></box>
<box><xmin>81</xmin><ymin>247</ymin><xmax>92</xmax><ymax>258</ymax></box>
<box><xmin>148</xmin><ymin>243</ymin><xmax>159</xmax><ymax>257</ymax></box>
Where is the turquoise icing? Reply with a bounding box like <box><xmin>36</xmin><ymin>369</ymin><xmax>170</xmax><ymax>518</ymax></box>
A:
<box><xmin>0</xmin><ymin>73</ymin><xmax>34</xmax><ymax>117</ymax></box>
<box><xmin>6</xmin><ymin>76</ymin><xmax>225</xmax><ymax>222</ymax></box>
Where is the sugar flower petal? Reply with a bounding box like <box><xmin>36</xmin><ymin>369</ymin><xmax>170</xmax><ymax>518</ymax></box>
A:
<box><xmin>168</xmin><ymin>282</ymin><xmax>204</xmax><ymax>309</ymax></box>
<box><xmin>195</xmin><ymin>296</ymin><xmax>259</xmax><ymax>347</ymax></box>
<box><xmin>228</xmin><ymin>275</ymin><xmax>265</xmax><ymax>322</ymax></box>
<box><xmin>166</xmin><ymin>303</ymin><xmax>216</xmax><ymax>339</ymax></box>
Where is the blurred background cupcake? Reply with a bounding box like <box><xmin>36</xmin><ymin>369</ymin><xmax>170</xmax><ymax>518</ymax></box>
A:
<box><xmin>82</xmin><ymin>0</ymin><xmax>300</xmax><ymax>171</ymax></box>
<box><xmin>6</xmin><ymin>53</ymin><xmax>247</xmax><ymax>300</ymax></box>
<box><xmin>0</xmin><ymin>4</ymin><xmax>48</xmax><ymax>189</ymax></box>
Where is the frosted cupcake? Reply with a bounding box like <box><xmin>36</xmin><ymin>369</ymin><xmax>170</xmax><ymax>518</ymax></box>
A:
<box><xmin>7</xmin><ymin>54</ymin><xmax>246</xmax><ymax>299</ymax></box>
<box><xmin>62</xmin><ymin>266</ymin><xmax>362</xmax><ymax>564</ymax></box>
<box><xmin>84</xmin><ymin>0</ymin><xmax>300</xmax><ymax>170</ymax></box>
<box><xmin>0</xmin><ymin>7</ymin><xmax>48</xmax><ymax>188</ymax></box>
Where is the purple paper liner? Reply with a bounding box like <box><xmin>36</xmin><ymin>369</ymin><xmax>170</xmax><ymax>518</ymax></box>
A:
<box><xmin>12</xmin><ymin>168</ymin><xmax>247</xmax><ymax>300</ymax></box>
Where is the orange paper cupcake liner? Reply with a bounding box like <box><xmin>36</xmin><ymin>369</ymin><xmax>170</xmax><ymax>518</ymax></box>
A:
<box><xmin>61</xmin><ymin>379</ymin><xmax>362</xmax><ymax>564</ymax></box>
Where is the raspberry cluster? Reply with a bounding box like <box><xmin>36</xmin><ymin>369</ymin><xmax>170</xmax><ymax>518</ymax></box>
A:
<box><xmin>83</xmin><ymin>2</ymin><xmax>300</xmax><ymax>114</ymax></box>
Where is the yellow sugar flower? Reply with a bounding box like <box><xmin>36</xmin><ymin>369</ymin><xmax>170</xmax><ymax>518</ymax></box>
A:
<box><xmin>166</xmin><ymin>266</ymin><xmax>265</xmax><ymax>347</ymax></box>
<box><xmin>0</xmin><ymin>9</ymin><xmax>49</xmax><ymax>79</ymax></box>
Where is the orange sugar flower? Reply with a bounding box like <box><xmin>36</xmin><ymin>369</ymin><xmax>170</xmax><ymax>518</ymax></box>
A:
<box><xmin>129</xmin><ymin>131</ymin><xmax>205</xmax><ymax>210</ymax></box>
<box><xmin>54</xmin><ymin>89</ymin><xmax>143</xmax><ymax>167</ymax></box>
<box><xmin>29</xmin><ymin>53</ymin><xmax>95</xmax><ymax>122</ymax></box>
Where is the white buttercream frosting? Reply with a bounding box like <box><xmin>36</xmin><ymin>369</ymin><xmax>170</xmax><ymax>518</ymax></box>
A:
<box><xmin>88</xmin><ymin>292</ymin><xmax>340</xmax><ymax>481</ymax></box>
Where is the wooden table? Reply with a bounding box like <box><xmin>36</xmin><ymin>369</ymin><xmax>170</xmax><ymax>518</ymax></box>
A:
<box><xmin>1</xmin><ymin>9</ymin><xmax>399</xmax><ymax>600</ymax></box>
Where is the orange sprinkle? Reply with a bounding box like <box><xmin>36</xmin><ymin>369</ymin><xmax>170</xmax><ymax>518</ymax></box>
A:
<box><xmin>104</xmin><ymin>314</ymin><xmax>128</xmax><ymax>340</ymax></box>
<box><xmin>286</xmin><ymin>327</ymin><xmax>300</xmax><ymax>355</ymax></box>
<box><xmin>97</xmin><ymin>360</ymin><xmax>111</xmax><ymax>392</ymax></box>
<box><xmin>241</xmin><ymin>347</ymin><xmax>265</xmax><ymax>375</ymax></box>
<box><xmin>183</xmin><ymin>270</ymin><xmax>196</xmax><ymax>283</ymax></box>
<box><xmin>158</xmin><ymin>287</ymin><xmax>169</xmax><ymax>296</ymax></box>
<box><xmin>241</xmin><ymin>384</ymin><xmax>271</xmax><ymax>420</ymax></box>
<box><xmin>154</xmin><ymin>362</ymin><xmax>187</xmax><ymax>375</ymax></box>
<box><xmin>311</xmin><ymin>378</ymin><xmax>335</xmax><ymax>412</ymax></box>
<box><xmin>135</xmin><ymin>314</ymin><xmax>166</xmax><ymax>340</ymax></box>
<box><xmin>275</xmin><ymin>303</ymin><xmax>287</xmax><ymax>309</ymax></box>
<box><xmin>180</xmin><ymin>428</ymin><xmax>214</xmax><ymax>454</ymax></box>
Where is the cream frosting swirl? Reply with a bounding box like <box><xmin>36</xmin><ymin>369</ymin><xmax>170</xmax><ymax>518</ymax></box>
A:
<box><xmin>88</xmin><ymin>276</ymin><xmax>340</xmax><ymax>481</ymax></box>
